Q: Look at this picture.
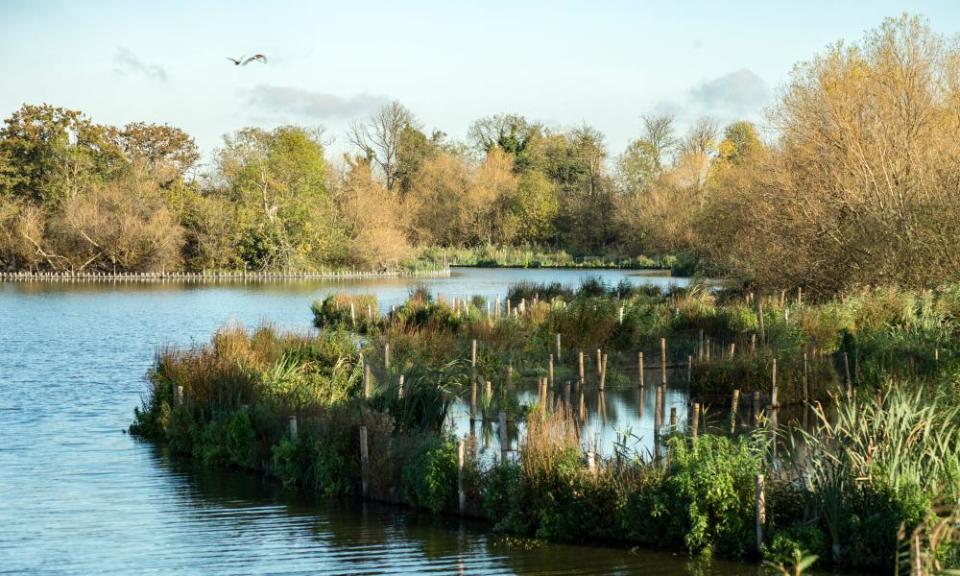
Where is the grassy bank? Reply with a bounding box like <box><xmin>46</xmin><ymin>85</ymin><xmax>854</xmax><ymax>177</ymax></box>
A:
<box><xmin>131</xmin><ymin>282</ymin><xmax>960</xmax><ymax>573</ymax></box>
<box><xmin>415</xmin><ymin>245</ymin><xmax>684</xmax><ymax>273</ymax></box>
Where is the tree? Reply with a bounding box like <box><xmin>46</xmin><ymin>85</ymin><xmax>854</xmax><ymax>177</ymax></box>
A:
<box><xmin>467</xmin><ymin>114</ymin><xmax>541</xmax><ymax>172</ymax></box>
<box><xmin>0</xmin><ymin>104</ymin><xmax>124</xmax><ymax>204</ymax></box>
<box><xmin>120</xmin><ymin>122</ymin><xmax>199</xmax><ymax>185</ymax></box>
<box><xmin>337</xmin><ymin>157</ymin><xmax>411</xmax><ymax>268</ymax></box>
<box><xmin>348</xmin><ymin>101</ymin><xmax>420</xmax><ymax>193</ymax></box>
<box><xmin>218</xmin><ymin>126</ymin><xmax>344</xmax><ymax>270</ymax></box>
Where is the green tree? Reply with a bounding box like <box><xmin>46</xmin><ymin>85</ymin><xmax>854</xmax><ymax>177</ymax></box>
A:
<box><xmin>217</xmin><ymin>126</ymin><xmax>344</xmax><ymax>270</ymax></box>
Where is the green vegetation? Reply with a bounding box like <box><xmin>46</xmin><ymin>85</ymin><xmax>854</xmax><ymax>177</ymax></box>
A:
<box><xmin>133</xmin><ymin>280</ymin><xmax>960</xmax><ymax>572</ymax></box>
<box><xmin>6</xmin><ymin>16</ymin><xmax>957</xmax><ymax>295</ymax></box>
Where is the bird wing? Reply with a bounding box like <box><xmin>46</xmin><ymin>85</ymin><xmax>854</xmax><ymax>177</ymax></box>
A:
<box><xmin>227</xmin><ymin>56</ymin><xmax>243</xmax><ymax>65</ymax></box>
<box><xmin>242</xmin><ymin>54</ymin><xmax>267</xmax><ymax>65</ymax></box>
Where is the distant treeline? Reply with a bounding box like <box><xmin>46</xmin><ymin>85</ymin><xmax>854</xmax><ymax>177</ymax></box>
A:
<box><xmin>1</xmin><ymin>15</ymin><xmax>958</xmax><ymax>295</ymax></box>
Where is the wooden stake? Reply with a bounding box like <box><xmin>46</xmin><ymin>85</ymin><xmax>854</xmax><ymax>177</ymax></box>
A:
<box><xmin>756</xmin><ymin>474</ymin><xmax>765</xmax><ymax>556</ymax></box>
<box><xmin>471</xmin><ymin>339</ymin><xmax>477</xmax><ymax>368</ymax></box>
<box><xmin>457</xmin><ymin>439</ymin><xmax>466</xmax><ymax>514</ymax></box>
<box><xmin>691</xmin><ymin>403</ymin><xmax>701</xmax><ymax>438</ymax></box>
<box><xmin>770</xmin><ymin>359</ymin><xmax>778</xmax><ymax>408</ymax></box>
<box><xmin>398</xmin><ymin>374</ymin><xmax>405</xmax><ymax>399</ymax></box>
<box><xmin>730</xmin><ymin>389</ymin><xmax>740</xmax><ymax>434</ymax></box>
<box><xmin>288</xmin><ymin>415</ymin><xmax>298</xmax><ymax>440</ymax></box>
<box><xmin>660</xmin><ymin>338</ymin><xmax>667</xmax><ymax>386</ymax></box>
<box><xmin>359</xmin><ymin>426</ymin><xmax>369</xmax><ymax>497</ymax></box>
<box><xmin>802</xmin><ymin>352</ymin><xmax>809</xmax><ymax>403</ymax></box>
<box><xmin>638</xmin><ymin>352</ymin><xmax>645</xmax><ymax>388</ymax></box>
<box><xmin>555</xmin><ymin>333</ymin><xmax>562</xmax><ymax>363</ymax></box>
<box><xmin>599</xmin><ymin>353</ymin><xmax>608</xmax><ymax>391</ymax></box>
<box><xmin>548</xmin><ymin>354</ymin><xmax>555</xmax><ymax>388</ymax></box>
<box><xmin>578</xmin><ymin>351</ymin><xmax>585</xmax><ymax>387</ymax></box>
<box><xmin>384</xmin><ymin>342</ymin><xmax>391</xmax><ymax>369</ymax></box>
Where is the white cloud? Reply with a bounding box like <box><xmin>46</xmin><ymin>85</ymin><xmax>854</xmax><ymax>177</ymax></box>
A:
<box><xmin>245</xmin><ymin>85</ymin><xmax>388</xmax><ymax>120</ymax></box>
<box><xmin>113</xmin><ymin>47</ymin><xmax>168</xmax><ymax>82</ymax></box>
<box><xmin>689</xmin><ymin>68</ymin><xmax>770</xmax><ymax>116</ymax></box>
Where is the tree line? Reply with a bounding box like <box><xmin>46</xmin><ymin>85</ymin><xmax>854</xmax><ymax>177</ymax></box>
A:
<box><xmin>1</xmin><ymin>15</ymin><xmax>957</xmax><ymax>294</ymax></box>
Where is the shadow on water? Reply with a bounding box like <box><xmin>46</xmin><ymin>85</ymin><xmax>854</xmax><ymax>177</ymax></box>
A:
<box><xmin>149</xmin><ymin>442</ymin><xmax>756</xmax><ymax>575</ymax></box>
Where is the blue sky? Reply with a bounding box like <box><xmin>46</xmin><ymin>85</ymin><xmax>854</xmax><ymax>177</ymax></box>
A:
<box><xmin>1</xmin><ymin>0</ymin><xmax>958</xmax><ymax>164</ymax></box>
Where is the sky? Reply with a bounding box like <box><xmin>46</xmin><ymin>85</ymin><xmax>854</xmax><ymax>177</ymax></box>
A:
<box><xmin>1</xmin><ymin>0</ymin><xmax>959</xmax><ymax>167</ymax></box>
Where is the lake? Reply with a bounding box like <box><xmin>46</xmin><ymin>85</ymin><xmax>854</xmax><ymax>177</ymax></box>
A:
<box><xmin>0</xmin><ymin>267</ymin><xmax>759</xmax><ymax>575</ymax></box>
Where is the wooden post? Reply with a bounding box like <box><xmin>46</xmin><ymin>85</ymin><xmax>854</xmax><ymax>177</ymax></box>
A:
<box><xmin>757</xmin><ymin>297</ymin><xmax>766</xmax><ymax>345</ymax></box>
<box><xmin>350</xmin><ymin>302</ymin><xmax>356</xmax><ymax>326</ymax></box>
<box><xmin>802</xmin><ymin>352</ymin><xmax>809</xmax><ymax>403</ymax></box>
<box><xmin>364</xmin><ymin>361</ymin><xmax>371</xmax><ymax>399</ymax></box>
<box><xmin>698</xmin><ymin>329</ymin><xmax>704</xmax><ymax>360</ymax></box>
<box><xmin>578</xmin><ymin>351</ymin><xmax>585</xmax><ymax>387</ymax></box>
<box><xmin>753</xmin><ymin>390</ymin><xmax>762</xmax><ymax>426</ymax></box>
<box><xmin>288</xmin><ymin>415</ymin><xmax>298</xmax><ymax>440</ymax></box>
<box><xmin>691</xmin><ymin>403</ymin><xmax>701</xmax><ymax>438</ymax></box>
<box><xmin>660</xmin><ymin>338</ymin><xmax>667</xmax><ymax>386</ymax></box>
<box><xmin>485</xmin><ymin>380</ymin><xmax>492</xmax><ymax>401</ymax></box>
<box><xmin>384</xmin><ymin>341</ymin><xmax>391</xmax><ymax>369</ymax></box>
<box><xmin>398</xmin><ymin>374</ymin><xmax>405</xmax><ymax>399</ymax></box>
<box><xmin>619</xmin><ymin>305</ymin><xmax>624</xmax><ymax>324</ymax></box>
<box><xmin>599</xmin><ymin>354</ymin><xmax>608</xmax><ymax>391</ymax></box>
<box><xmin>595</xmin><ymin>349</ymin><xmax>602</xmax><ymax>380</ymax></box>
<box><xmin>548</xmin><ymin>354</ymin><xmax>555</xmax><ymax>388</ymax></box>
<box><xmin>586</xmin><ymin>450</ymin><xmax>596</xmax><ymax>473</ymax></box>
<box><xmin>175</xmin><ymin>385</ymin><xmax>184</xmax><ymax>407</ymax></box>
<box><xmin>499</xmin><ymin>411</ymin><xmax>508</xmax><ymax>465</ymax></box>
<box><xmin>638</xmin><ymin>352</ymin><xmax>645</xmax><ymax>387</ymax></box>
<box><xmin>457</xmin><ymin>439</ymin><xmax>466</xmax><ymax>514</ymax></box>
<box><xmin>471</xmin><ymin>339</ymin><xmax>477</xmax><ymax>368</ymax></box>
<box><xmin>843</xmin><ymin>351</ymin><xmax>852</xmax><ymax>399</ymax></box>
<box><xmin>687</xmin><ymin>355</ymin><xmax>693</xmax><ymax>384</ymax></box>
<box><xmin>655</xmin><ymin>385</ymin><xmax>664</xmax><ymax>429</ymax></box>
<box><xmin>756</xmin><ymin>474</ymin><xmax>766</xmax><ymax>556</ymax></box>
<box><xmin>730</xmin><ymin>389</ymin><xmax>741</xmax><ymax>434</ymax></box>
<box><xmin>670</xmin><ymin>406</ymin><xmax>678</xmax><ymax>428</ymax></box>
<box><xmin>469</xmin><ymin>380</ymin><xmax>477</xmax><ymax>422</ymax></box>
<box><xmin>797</xmin><ymin>286</ymin><xmax>802</xmax><ymax>306</ymax></box>
<box><xmin>555</xmin><ymin>333</ymin><xmax>562</xmax><ymax>363</ymax></box>
<box><xmin>359</xmin><ymin>426</ymin><xmax>369</xmax><ymax>498</ymax></box>
<box><xmin>705</xmin><ymin>337</ymin><xmax>711</xmax><ymax>363</ymax></box>
<box><xmin>770</xmin><ymin>359</ymin><xmax>778</xmax><ymax>409</ymax></box>
<box><xmin>751</xmin><ymin>333</ymin><xmax>757</xmax><ymax>355</ymax></box>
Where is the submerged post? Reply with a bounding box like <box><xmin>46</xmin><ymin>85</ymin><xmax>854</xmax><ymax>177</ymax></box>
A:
<box><xmin>578</xmin><ymin>351</ymin><xmax>585</xmax><ymax>388</ymax></box>
<box><xmin>599</xmin><ymin>354</ymin><xmax>608</xmax><ymax>391</ymax></box>
<box><xmin>398</xmin><ymin>374</ymin><xmax>405</xmax><ymax>399</ymax></box>
<box><xmin>359</xmin><ymin>426</ymin><xmax>369</xmax><ymax>498</ymax></box>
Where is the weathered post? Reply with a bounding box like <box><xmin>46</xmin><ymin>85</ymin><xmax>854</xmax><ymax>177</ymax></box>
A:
<box><xmin>619</xmin><ymin>305</ymin><xmax>624</xmax><ymax>324</ymax></box>
<box><xmin>770</xmin><ymin>359</ymin><xmax>778</xmax><ymax>409</ymax></box>
<box><xmin>698</xmin><ymin>329</ymin><xmax>705</xmax><ymax>361</ymax></box>
<box><xmin>471</xmin><ymin>339</ymin><xmax>477</xmax><ymax>368</ymax></box>
<box><xmin>555</xmin><ymin>333</ymin><xmax>562</xmax><ymax>363</ymax></box>
<box><xmin>469</xmin><ymin>379</ymin><xmax>477</xmax><ymax>422</ymax></box>
<box><xmin>359</xmin><ymin>426</ymin><xmax>369</xmax><ymax>498</ymax></box>
<box><xmin>350</xmin><ymin>302</ymin><xmax>356</xmax><ymax>327</ymax></box>
<box><xmin>548</xmin><ymin>354</ymin><xmax>555</xmax><ymax>388</ymax></box>
<box><xmin>175</xmin><ymin>385</ymin><xmax>184</xmax><ymax>407</ymax></box>
<box><xmin>599</xmin><ymin>354</ymin><xmax>608</xmax><ymax>391</ymax></box>
<box><xmin>670</xmin><ymin>406</ymin><xmax>678</xmax><ymax>428</ymax></box>
<box><xmin>586</xmin><ymin>450</ymin><xmax>596</xmax><ymax>473</ymax></box>
<box><xmin>288</xmin><ymin>415</ymin><xmax>298</xmax><ymax>440</ymax></box>
<box><xmin>457</xmin><ymin>439</ymin><xmax>466</xmax><ymax>515</ymax></box>
<box><xmin>499</xmin><ymin>411</ymin><xmax>508</xmax><ymax>465</ymax></box>
<box><xmin>638</xmin><ymin>352</ymin><xmax>645</xmax><ymax>388</ymax></box>
<box><xmin>364</xmin><ymin>361</ymin><xmax>372</xmax><ymax>399</ymax></box>
<box><xmin>595</xmin><ymin>349</ymin><xmax>603</xmax><ymax>380</ymax></box>
<box><xmin>398</xmin><ymin>374</ymin><xmax>405</xmax><ymax>399</ymax></box>
<box><xmin>756</xmin><ymin>474</ymin><xmax>766</xmax><ymax>556</ymax></box>
<box><xmin>384</xmin><ymin>341</ymin><xmax>391</xmax><ymax>369</ymax></box>
<box><xmin>691</xmin><ymin>403</ymin><xmax>701</xmax><ymax>438</ymax></box>
<box><xmin>730</xmin><ymin>389</ymin><xmax>740</xmax><ymax>434</ymax></box>
<box><xmin>802</xmin><ymin>352</ymin><xmax>809</xmax><ymax>403</ymax></box>
<box><xmin>578</xmin><ymin>351</ymin><xmax>585</xmax><ymax>388</ymax></box>
<box><xmin>843</xmin><ymin>352</ymin><xmax>852</xmax><ymax>400</ymax></box>
<box><xmin>660</xmin><ymin>338</ymin><xmax>667</xmax><ymax>386</ymax></box>
<box><xmin>757</xmin><ymin>297</ymin><xmax>766</xmax><ymax>345</ymax></box>
<box><xmin>687</xmin><ymin>355</ymin><xmax>693</xmax><ymax>384</ymax></box>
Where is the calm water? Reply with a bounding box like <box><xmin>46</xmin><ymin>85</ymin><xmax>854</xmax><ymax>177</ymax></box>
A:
<box><xmin>0</xmin><ymin>267</ymin><xmax>759</xmax><ymax>575</ymax></box>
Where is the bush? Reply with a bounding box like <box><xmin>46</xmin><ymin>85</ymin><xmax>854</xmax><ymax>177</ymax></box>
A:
<box><xmin>401</xmin><ymin>436</ymin><xmax>458</xmax><ymax>514</ymax></box>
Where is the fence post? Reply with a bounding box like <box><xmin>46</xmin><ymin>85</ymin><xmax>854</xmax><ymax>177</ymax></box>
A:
<box><xmin>457</xmin><ymin>439</ymin><xmax>466</xmax><ymax>515</ymax></box>
<box><xmin>548</xmin><ymin>354</ymin><xmax>555</xmax><ymax>388</ymax></box>
<box><xmin>398</xmin><ymin>374</ymin><xmax>405</xmax><ymax>399</ymax></box>
<box><xmin>599</xmin><ymin>354</ymin><xmax>608</xmax><ymax>391</ymax></box>
<box><xmin>660</xmin><ymin>338</ymin><xmax>667</xmax><ymax>386</ymax></box>
<box><xmin>499</xmin><ymin>411</ymin><xmax>508</xmax><ymax>465</ymax></box>
<box><xmin>555</xmin><ymin>333</ymin><xmax>562</xmax><ymax>363</ymax></box>
<box><xmin>578</xmin><ymin>351</ymin><xmax>585</xmax><ymax>388</ymax></box>
<box><xmin>756</xmin><ymin>474</ymin><xmax>766</xmax><ymax>557</ymax></box>
<box><xmin>359</xmin><ymin>426</ymin><xmax>369</xmax><ymax>498</ymax></box>
<box><xmin>471</xmin><ymin>339</ymin><xmax>477</xmax><ymax>368</ymax></box>
<box><xmin>638</xmin><ymin>352</ymin><xmax>645</xmax><ymax>388</ymax></box>
<box><xmin>770</xmin><ymin>359</ymin><xmax>778</xmax><ymax>408</ymax></box>
<box><xmin>384</xmin><ymin>342</ymin><xmax>391</xmax><ymax>369</ymax></box>
<box><xmin>288</xmin><ymin>415</ymin><xmax>298</xmax><ymax>440</ymax></box>
<box><xmin>730</xmin><ymin>389</ymin><xmax>740</xmax><ymax>434</ymax></box>
<box><xmin>175</xmin><ymin>385</ymin><xmax>184</xmax><ymax>407</ymax></box>
<box><xmin>691</xmin><ymin>403</ymin><xmax>701</xmax><ymax>438</ymax></box>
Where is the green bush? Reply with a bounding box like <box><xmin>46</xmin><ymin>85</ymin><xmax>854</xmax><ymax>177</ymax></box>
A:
<box><xmin>401</xmin><ymin>436</ymin><xmax>458</xmax><ymax>514</ymax></box>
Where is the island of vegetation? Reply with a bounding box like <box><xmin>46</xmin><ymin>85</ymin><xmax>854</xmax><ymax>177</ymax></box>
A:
<box><xmin>113</xmin><ymin>14</ymin><xmax>960</xmax><ymax>575</ymax></box>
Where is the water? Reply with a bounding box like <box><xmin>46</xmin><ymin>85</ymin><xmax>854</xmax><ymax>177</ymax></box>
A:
<box><xmin>0</xmin><ymin>267</ymin><xmax>756</xmax><ymax>575</ymax></box>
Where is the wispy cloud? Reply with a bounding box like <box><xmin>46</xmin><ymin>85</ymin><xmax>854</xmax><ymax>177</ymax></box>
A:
<box><xmin>689</xmin><ymin>68</ymin><xmax>770</xmax><ymax>116</ymax></box>
<box><xmin>246</xmin><ymin>85</ymin><xmax>388</xmax><ymax>120</ymax></box>
<box><xmin>113</xmin><ymin>46</ymin><xmax>168</xmax><ymax>82</ymax></box>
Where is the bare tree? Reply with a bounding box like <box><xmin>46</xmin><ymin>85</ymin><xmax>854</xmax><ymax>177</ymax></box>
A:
<box><xmin>348</xmin><ymin>102</ymin><xmax>417</xmax><ymax>192</ymax></box>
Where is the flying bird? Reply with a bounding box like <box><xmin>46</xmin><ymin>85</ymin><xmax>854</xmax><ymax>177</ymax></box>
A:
<box><xmin>226</xmin><ymin>54</ymin><xmax>268</xmax><ymax>66</ymax></box>
<box><xmin>242</xmin><ymin>54</ymin><xmax>267</xmax><ymax>65</ymax></box>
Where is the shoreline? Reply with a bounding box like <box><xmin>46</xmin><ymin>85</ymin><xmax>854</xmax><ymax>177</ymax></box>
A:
<box><xmin>0</xmin><ymin>267</ymin><xmax>452</xmax><ymax>283</ymax></box>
